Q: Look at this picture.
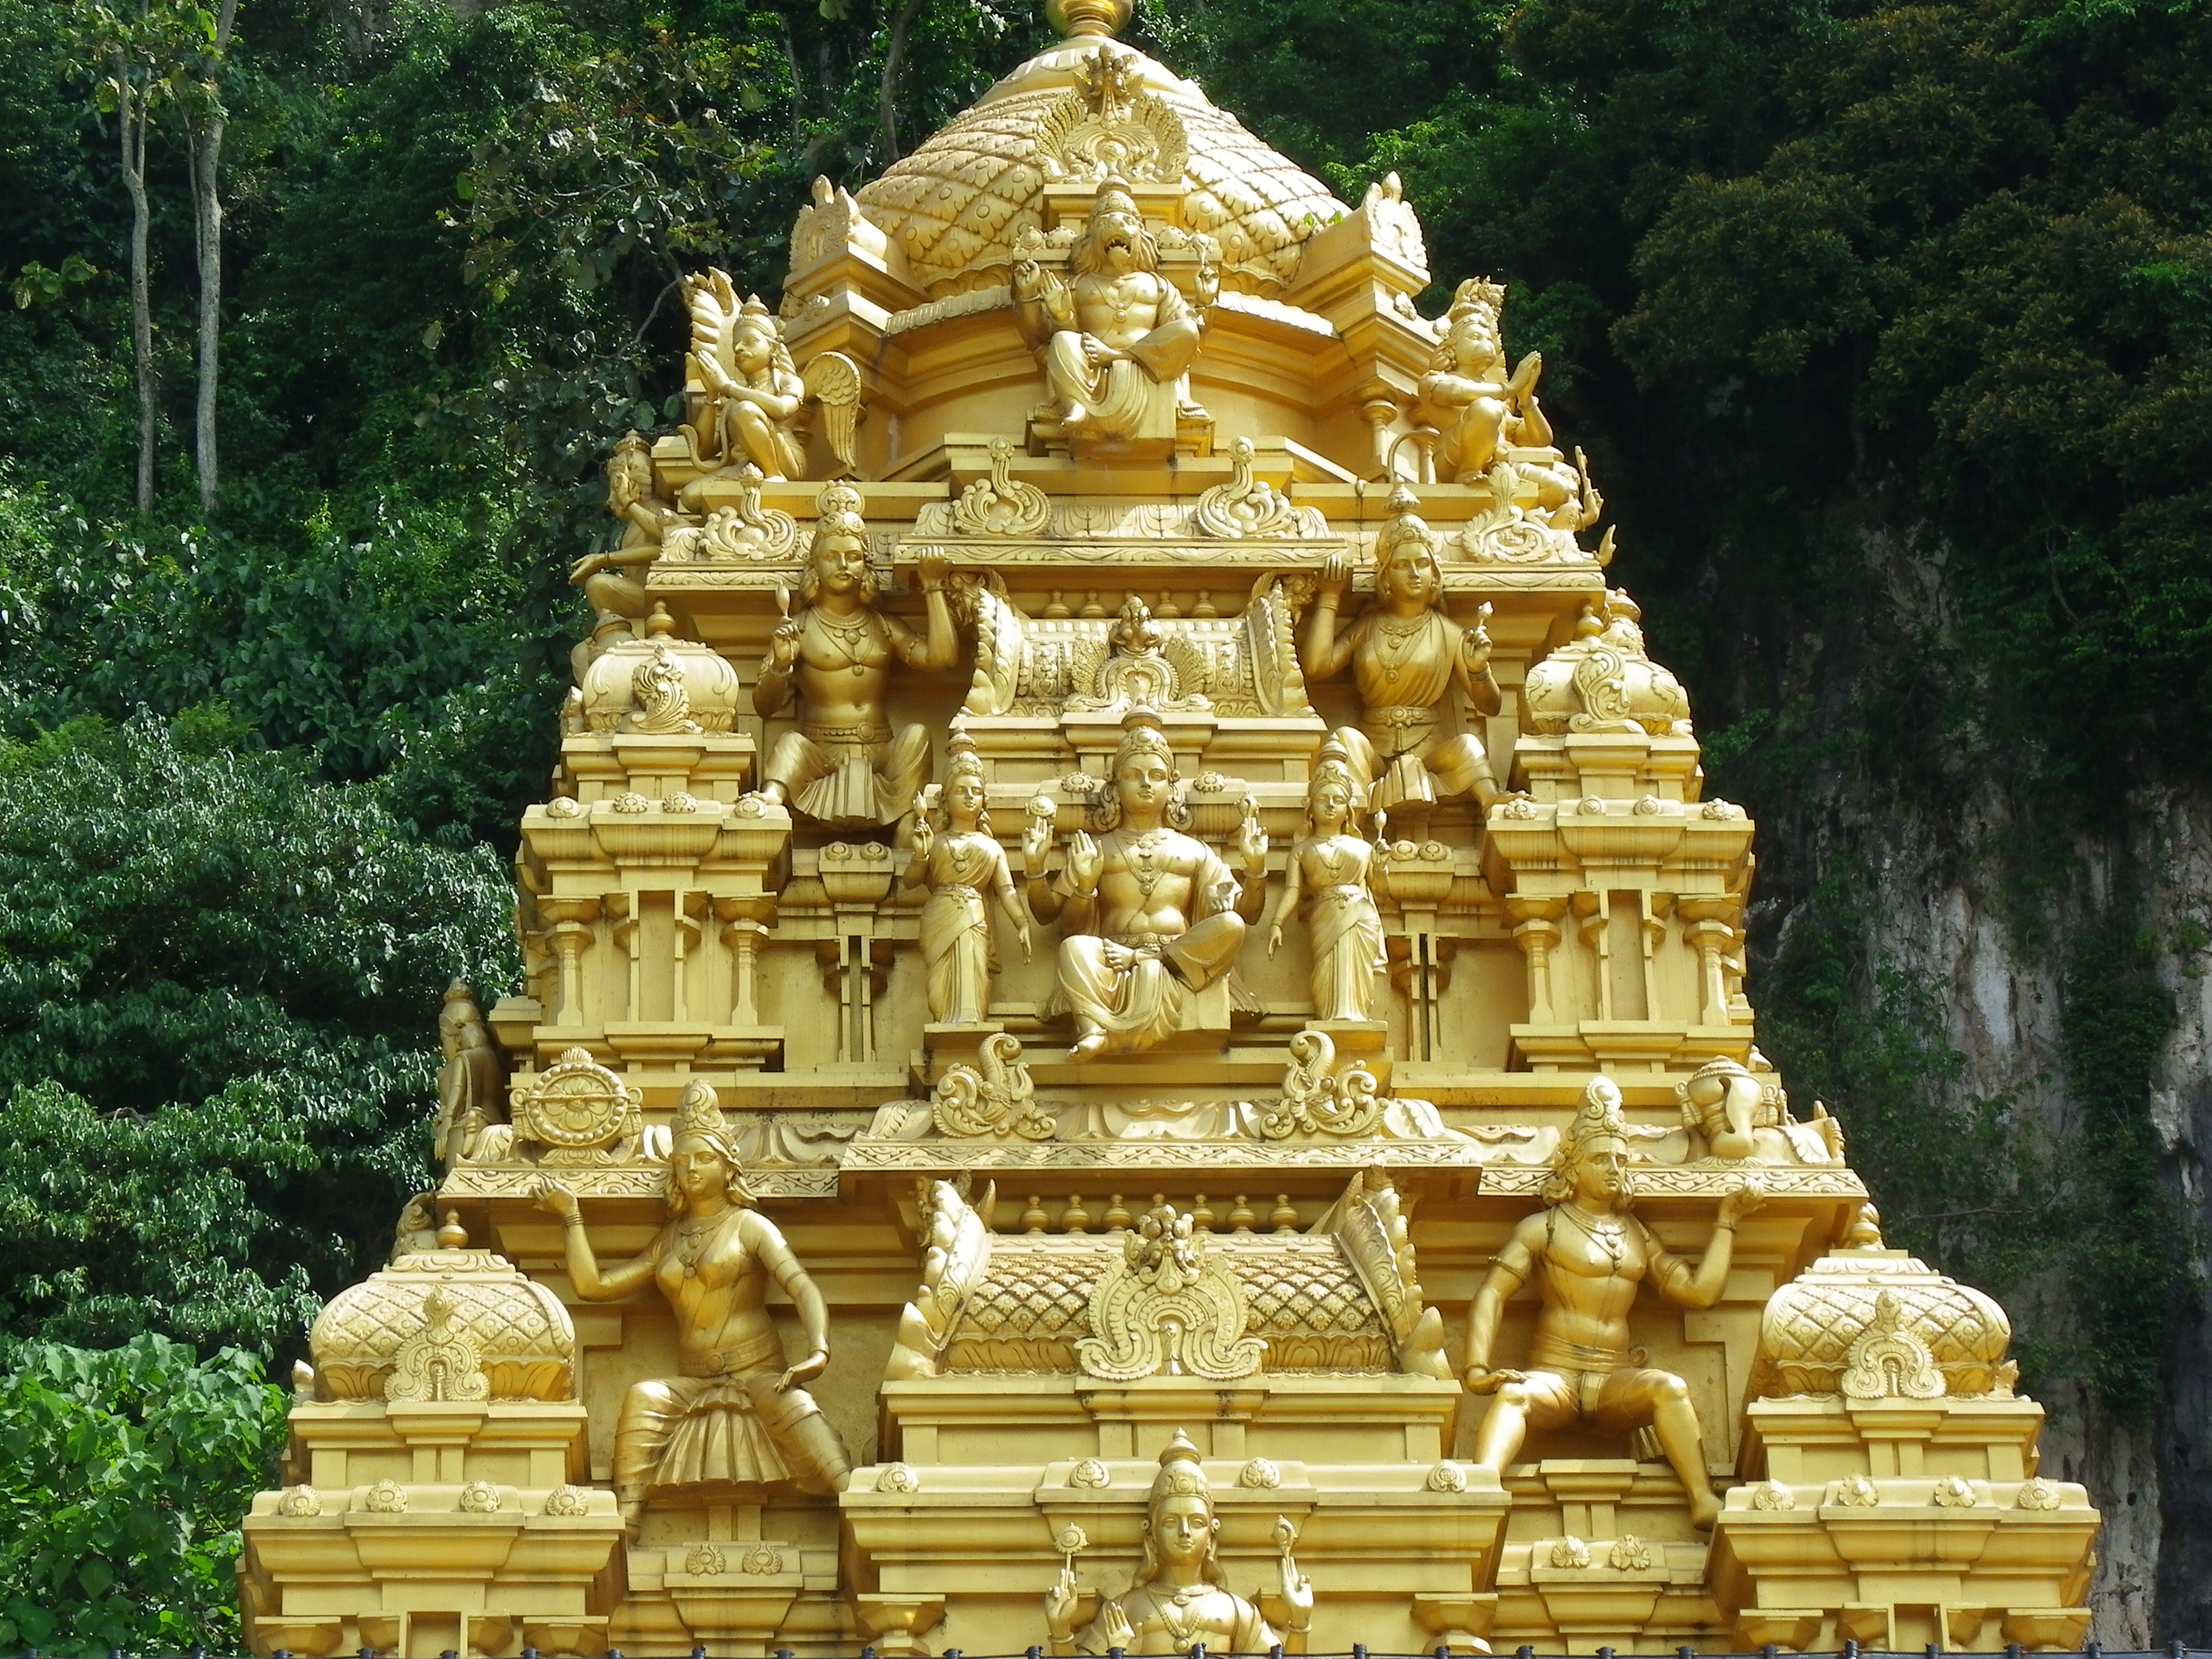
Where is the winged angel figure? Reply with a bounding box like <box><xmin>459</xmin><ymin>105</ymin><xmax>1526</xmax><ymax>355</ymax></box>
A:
<box><xmin>680</xmin><ymin>269</ymin><xmax>862</xmax><ymax>483</ymax></box>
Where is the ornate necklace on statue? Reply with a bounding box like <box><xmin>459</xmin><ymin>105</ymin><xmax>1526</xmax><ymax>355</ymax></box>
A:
<box><xmin>811</xmin><ymin>608</ymin><xmax>874</xmax><ymax>672</ymax></box>
<box><xmin>1559</xmin><ymin>1202</ymin><xmax>1626</xmax><ymax>1275</ymax></box>
<box><xmin>1154</xmin><ymin>1585</ymin><xmax>1211</xmax><ymax>1647</ymax></box>
<box><xmin>1126</xmin><ymin>829</ymin><xmax>1168</xmax><ymax>904</ymax></box>
<box><xmin>672</xmin><ymin>1209</ymin><xmax>732</xmax><ymax>1280</ymax></box>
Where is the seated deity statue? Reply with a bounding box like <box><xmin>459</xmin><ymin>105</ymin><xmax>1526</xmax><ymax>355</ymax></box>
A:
<box><xmin>751</xmin><ymin>488</ymin><xmax>956</xmax><ymax>827</ymax></box>
<box><xmin>904</xmin><ymin>735</ymin><xmax>1032</xmax><ymax>1025</ymax></box>
<box><xmin>1463</xmin><ymin>1079</ymin><xmax>1764</xmax><ymax>1529</ymax></box>
<box><xmin>431</xmin><ymin>978</ymin><xmax>505</xmax><ymax>1168</ymax></box>
<box><xmin>535</xmin><ymin>1082</ymin><xmax>852</xmax><ymax>1531</ymax></box>
<box><xmin>1417</xmin><ymin>276</ymin><xmax>1544</xmax><ymax>486</ymax></box>
<box><xmin>1025</xmin><ymin>714</ymin><xmax>1266</xmax><ymax>1062</ymax></box>
<box><xmin>1013</xmin><ymin>180</ymin><xmax>1215</xmax><ymax>441</ymax></box>
<box><xmin>682</xmin><ymin>271</ymin><xmax>806</xmax><ymax>484</ymax></box>
<box><xmin>567</xmin><ymin>431</ymin><xmax>674</xmax><ymax>685</ymax></box>
<box><xmin>1046</xmin><ymin>1432</ymin><xmax>1310</xmax><ymax>1656</ymax></box>
<box><xmin>1298</xmin><ymin>494</ymin><xmax>1515</xmax><ymax>818</ymax></box>
<box><xmin>1265</xmin><ymin>739</ymin><xmax>1385</xmax><ymax>1024</ymax></box>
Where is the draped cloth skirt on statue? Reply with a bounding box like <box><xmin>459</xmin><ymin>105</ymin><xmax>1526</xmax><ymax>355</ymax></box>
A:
<box><xmin>1048</xmin><ymin>912</ymin><xmax>1246</xmax><ymax>1056</ymax></box>
<box><xmin>612</xmin><ymin>1327</ymin><xmax>843</xmax><ymax>1499</ymax></box>
<box><xmin>1307</xmin><ymin>884</ymin><xmax>1385</xmax><ymax>1022</ymax></box>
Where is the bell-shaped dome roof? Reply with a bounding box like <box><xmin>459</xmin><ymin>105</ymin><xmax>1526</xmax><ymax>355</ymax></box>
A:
<box><xmin>854</xmin><ymin>33</ymin><xmax>1345</xmax><ymax>298</ymax></box>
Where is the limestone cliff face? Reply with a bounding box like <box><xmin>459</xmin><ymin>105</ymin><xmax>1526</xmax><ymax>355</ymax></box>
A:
<box><xmin>1733</xmin><ymin>538</ymin><xmax>2212</xmax><ymax>1642</ymax></box>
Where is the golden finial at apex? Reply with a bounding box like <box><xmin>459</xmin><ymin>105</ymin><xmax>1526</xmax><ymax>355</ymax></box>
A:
<box><xmin>1045</xmin><ymin>0</ymin><xmax>1133</xmax><ymax>39</ymax></box>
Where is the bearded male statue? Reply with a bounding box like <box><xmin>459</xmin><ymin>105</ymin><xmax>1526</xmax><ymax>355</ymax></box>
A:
<box><xmin>1013</xmin><ymin>180</ymin><xmax>1215</xmax><ymax>442</ymax></box>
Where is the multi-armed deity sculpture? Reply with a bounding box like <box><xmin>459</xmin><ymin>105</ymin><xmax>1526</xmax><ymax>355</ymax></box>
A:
<box><xmin>242</xmin><ymin>4</ymin><xmax>2100</xmax><ymax>1656</ymax></box>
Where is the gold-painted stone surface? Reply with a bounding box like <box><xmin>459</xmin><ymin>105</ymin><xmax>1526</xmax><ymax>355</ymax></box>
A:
<box><xmin>239</xmin><ymin>4</ymin><xmax>2100</xmax><ymax>1652</ymax></box>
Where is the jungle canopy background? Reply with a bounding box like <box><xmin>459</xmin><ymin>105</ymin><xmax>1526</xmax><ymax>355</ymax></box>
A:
<box><xmin>1</xmin><ymin>0</ymin><xmax>2208</xmax><ymax>1645</ymax></box>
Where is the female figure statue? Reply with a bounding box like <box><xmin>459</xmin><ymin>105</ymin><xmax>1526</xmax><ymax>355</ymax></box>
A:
<box><xmin>1046</xmin><ymin>1431</ymin><xmax>1310</xmax><ymax>1655</ymax></box>
<box><xmin>1299</xmin><ymin>492</ymin><xmax>1510</xmax><ymax>820</ymax></box>
<box><xmin>1264</xmin><ymin>740</ymin><xmax>1385</xmax><ymax>1023</ymax></box>
<box><xmin>534</xmin><ymin>1082</ymin><xmax>852</xmax><ymax>1531</ymax></box>
<box><xmin>905</xmin><ymin>738</ymin><xmax>1032</xmax><ymax>1025</ymax></box>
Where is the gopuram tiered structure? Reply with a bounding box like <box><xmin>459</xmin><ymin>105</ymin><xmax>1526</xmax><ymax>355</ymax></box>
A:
<box><xmin>239</xmin><ymin>4</ymin><xmax>2103</xmax><ymax>1655</ymax></box>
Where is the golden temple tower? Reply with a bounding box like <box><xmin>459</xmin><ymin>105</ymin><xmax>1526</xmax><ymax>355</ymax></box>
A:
<box><xmin>239</xmin><ymin>5</ymin><xmax>2100</xmax><ymax>1653</ymax></box>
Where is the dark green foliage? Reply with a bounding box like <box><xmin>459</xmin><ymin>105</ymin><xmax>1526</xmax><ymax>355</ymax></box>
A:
<box><xmin>0</xmin><ymin>714</ymin><xmax>517</xmax><ymax>1352</ymax></box>
<box><xmin>0</xmin><ymin>1333</ymin><xmax>288</xmax><ymax>1655</ymax></box>
<box><xmin>0</xmin><ymin>0</ymin><xmax>2205</xmax><ymax>1623</ymax></box>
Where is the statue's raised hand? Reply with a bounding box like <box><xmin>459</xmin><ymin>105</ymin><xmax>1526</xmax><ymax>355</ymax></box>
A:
<box><xmin>1234</xmin><ymin>795</ymin><xmax>1269</xmax><ymax>869</ymax></box>
<box><xmin>916</xmin><ymin>550</ymin><xmax>949</xmax><ymax>592</ymax></box>
<box><xmin>1021</xmin><ymin>798</ymin><xmax>1057</xmax><ymax>873</ymax></box>
<box><xmin>1045</xmin><ymin>1566</ymin><xmax>1081</xmax><ymax>1642</ymax></box>
<box><xmin>768</xmin><ymin>613</ymin><xmax>804</xmax><ymax>672</ymax></box>
<box><xmin>908</xmin><ymin>806</ymin><xmax>935</xmax><ymax>863</ymax></box>
<box><xmin>1317</xmin><ymin>551</ymin><xmax>1352</xmax><ymax>599</ymax></box>
<box><xmin>1099</xmin><ymin>1597</ymin><xmax>1135</xmax><ymax>1652</ymax></box>
<box><xmin>1012</xmin><ymin>258</ymin><xmax>1045</xmax><ymax>301</ymax></box>
<box><xmin>1275</xmin><ymin>1516</ymin><xmax>1314</xmax><ymax>1625</ymax></box>
<box><xmin>1066</xmin><ymin>831</ymin><xmax>1103</xmax><ymax>895</ymax></box>
<box><xmin>1719</xmin><ymin>1175</ymin><xmax>1767</xmax><ymax>1227</ymax></box>
<box><xmin>533</xmin><ymin>1176</ymin><xmax>581</xmax><ymax>1223</ymax></box>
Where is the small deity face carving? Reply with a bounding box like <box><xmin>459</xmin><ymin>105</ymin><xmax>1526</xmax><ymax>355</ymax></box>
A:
<box><xmin>945</xmin><ymin>769</ymin><xmax>987</xmax><ymax>826</ymax></box>
<box><xmin>731</xmin><ymin>314</ymin><xmax>780</xmax><ymax>376</ymax></box>
<box><xmin>1116</xmin><ymin>747</ymin><xmax>1173</xmax><ymax>817</ymax></box>
<box><xmin>1310</xmin><ymin>778</ymin><xmax>1352</xmax><ymax>831</ymax></box>
<box><xmin>1074</xmin><ymin>189</ymin><xmax>1159</xmax><ymax>277</ymax></box>
<box><xmin>1442</xmin><ymin>304</ymin><xmax>1503</xmax><ymax>373</ymax></box>
<box><xmin>1146</xmin><ymin>1489</ymin><xmax>1217</xmax><ymax>1568</ymax></box>
<box><xmin>607</xmin><ymin>440</ymin><xmax>653</xmax><ymax>510</ymax></box>
<box><xmin>671</xmin><ymin>1132</ymin><xmax>739</xmax><ymax>1208</ymax></box>
<box><xmin>1570</xmin><ymin>1131</ymin><xmax>1630</xmax><ymax>1207</ymax></box>
<box><xmin>808</xmin><ymin>531</ymin><xmax>874</xmax><ymax>601</ymax></box>
<box><xmin>1378</xmin><ymin>538</ymin><xmax>1442</xmax><ymax>609</ymax></box>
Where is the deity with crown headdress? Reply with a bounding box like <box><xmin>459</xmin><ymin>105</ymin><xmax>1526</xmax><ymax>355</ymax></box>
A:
<box><xmin>750</xmin><ymin>486</ymin><xmax>957</xmax><ymax>827</ymax></box>
<box><xmin>1046</xmin><ymin>1432</ymin><xmax>1311</xmax><ymax>1655</ymax></box>
<box><xmin>1299</xmin><ymin>490</ymin><xmax>1516</xmax><ymax>822</ymax></box>
<box><xmin>1023</xmin><ymin>714</ymin><xmax>1266</xmax><ymax>1062</ymax></box>
<box><xmin>1415</xmin><ymin>276</ymin><xmax>1546</xmax><ymax>487</ymax></box>
<box><xmin>904</xmin><ymin>735</ymin><xmax>1034</xmax><ymax>1024</ymax></box>
<box><xmin>681</xmin><ymin>270</ymin><xmax>808</xmax><ymax>483</ymax></box>
<box><xmin>1262</xmin><ymin>739</ymin><xmax>1385</xmax><ymax>1024</ymax></box>
<box><xmin>1461</xmin><ymin>1078</ymin><xmax>1764</xmax><ymax>1529</ymax></box>
<box><xmin>532</xmin><ymin>1082</ymin><xmax>852</xmax><ymax>1531</ymax></box>
<box><xmin>1013</xmin><ymin>178</ymin><xmax>1216</xmax><ymax>442</ymax></box>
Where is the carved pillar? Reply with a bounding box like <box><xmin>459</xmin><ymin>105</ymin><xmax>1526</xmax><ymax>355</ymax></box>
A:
<box><xmin>1679</xmin><ymin>896</ymin><xmax>1743</xmax><ymax>1027</ymax></box>
<box><xmin>1572</xmin><ymin>890</ymin><xmax>1609</xmax><ymax>1022</ymax></box>
<box><xmin>672</xmin><ymin>893</ymin><xmax>706</xmax><ymax>1024</ymax></box>
<box><xmin>607</xmin><ymin>893</ymin><xmax>638</xmax><ymax>1021</ymax></box>
<box><xmin>538</xmin><ymin>898</ymin><xmax>599</xmax><ymax>1028</ymax></box>
<box><xmin>1642</xmin><ymin>892</ymin><xmax>1671</xmax><ymax>1024</ymax></box>
<box><xmin>817</xmin><ymin>842</ymin><xmax>895</xmax><ymax>1065</ymax></box>
<box><xmin>1505</xmin><ymin>895</ymin><xmax>1569</xmax><ymax>1024</ymax></box>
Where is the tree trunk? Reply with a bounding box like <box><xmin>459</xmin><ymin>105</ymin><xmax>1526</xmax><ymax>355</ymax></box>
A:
<box><xmin>190</xmin><ymin>0</ymin><xmax>237</xmax><ymax>517</ymax></box>
<box><xmin>877</xmin><ymin>0</ymin><xmax>929</xmax><ymax>165</ymax></box>
<box><xmin>114</xmin><ymin>49</ymin><xmax>155</xmax><ymax>516</ymax></box>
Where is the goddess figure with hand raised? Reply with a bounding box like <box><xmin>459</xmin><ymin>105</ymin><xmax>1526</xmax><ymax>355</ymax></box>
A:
<box><xmin>905</xmin><ymin>735</ymin><xmax>1032</xmax><ymax>1025</ymax></box>
<box><xmin>1300</xmin><ymin>491</ymin><xmax>1512</xmax><ymax>820</ymax></box>
<box><xmin>1046</xmin><ymin>1432</ymin><xmax>1310</xmax><ymax>1656</ymax></box>
<box><xmin>1264</xmin><ymin>739</ymin><xmax>1385</xmax><ymax>1024</ymax></box>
